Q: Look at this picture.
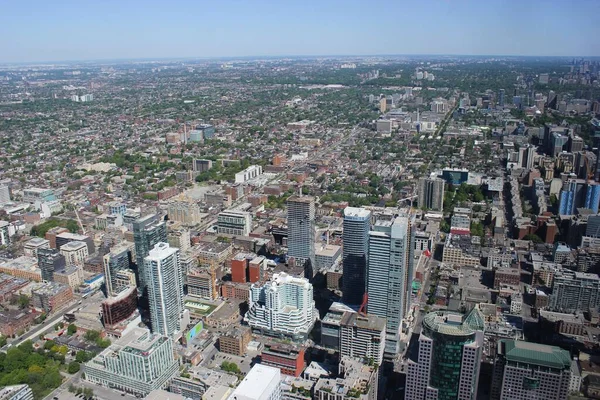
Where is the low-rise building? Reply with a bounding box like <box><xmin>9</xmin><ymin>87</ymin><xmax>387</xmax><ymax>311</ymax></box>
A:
<box><xmin>219</xmin><ymin>326</ymin><xmax>252</xmax><ymax>356</ymax></box>
<box><xmin>261</xmin><ymin>343</ymin><xmax>306</xmax><ymax>377</ymax></box>
<box><xmin>31</xmin><ymin>282</ymin><xmax>73</xmax><ymax>313</ymax></box>
<box><xmin>313</xmin><ymin>356</ymin><xmax>378</xmax><ymax>400</ymax></box>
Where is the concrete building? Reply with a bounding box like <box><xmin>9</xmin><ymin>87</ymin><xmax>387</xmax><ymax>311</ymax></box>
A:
<box><xmin>313</xmin><ymin>356</ymin><xmax>378</xmax><ymax>400</ymax></box>
<box><xmin>490</xmin><ymin>340</ymin><xmax>571</xmax><ymax>400</ymax></box>
<box><xmin>145</xmin><ymin>243</ymin><xmax>184</xmax><ymax>337</ymax></box>
<box><xmin>192</xmin><ymin>159</ymin><xmax>213</xmax><ymax>173</ymax></box>
<box><xmin>0</xmin><ymin>221</ymin><xmax>10</xmax><ymax>246</ymax></box>
<box><xmin>82</xmin><ymin>328</ymin><xmax>179</xmax><ymax>397</ymax></box>
<box><xmin>168</xmin><ymin>228</ymin><xmax>191</xmax><ymax>253</ymax></box>
<box><xmin>0</xmin><ymin>184</ymin><xmax>11</xmax><ymax>205</ymax></box>
<box><xmin>107</xmin><ymin>201</ymin><xmax>127</xmax><ymax>216</ymax></box>
<box><xmin>59</xmin><ymin>241</ymin><xmax>89</xmax><ymax>266</ymax></box>
<box><xmin>549</xmin><ymin>270</ymin><xmax>600</xmax><ymax>313</ymax></box>
<box><xmin>167</xmin><ymin>198</ymin><xmax>203</xmax><ymax>226</ymax></box>
<box><xmin>234</xmin><ymin>165</ymin><xmax>263</xmax><ymax>184</ymax></box>
<box><xmin>133</xmin><ymin>214</ymin><xmax>168</xmax><ymax>292</ymax></box>
<box><xmin>405</xmin><ymin>309</ymin><xmax>484</xmax><ymax>400</ymax></box>
<box><xmin>54</xmin><ymin>265</ymin><xmax>84</xmax><ymax>289</ymax></box>
<box><xmin>287</xmin><ymin>195</ymin><xmax>315</xmax><ymax>277</ymax></box>
<box><xmin>418</xmin><ymin>177</ymin><xmax>445</xmax><ymax>211</ymax></box>
<box><xmin>23</xmin><ymin>238</ymin><xmax>50</xmax><ymax>258</ymax></box>
<box><xmin>339</xmin><ymin>312</ymin><xmax>386</xmax><ymax>365</ymax></box>
<box><xmin>342</xmin><ymin>207</ymin><xmax>371</xmax><ymax>305</ymax></box>
<box><xmin>228</xmin><ymin>364</ymin><xmax>281</xmax><ymax>400</ymax></box>
<box><xmin>217</xmin><ymin>210</ymin><xmax>252</xmax><ymax>236</ymax></box>
<box><xmin>246</xmin><ymin>272</ymin><xmax>317</xmax><ymax>340</ymax></box>
<box><xmin>22</xmin><ymin>188</ymin><xmax>56</xmax><ymax>204</ymax></box>
<box><xmin>314</xmin><ymin>244</ymin><xmax>341</xmax><ymax>269</ymax></box>
<box><xmin>218</xmin><ymin>326</ymin><xmax>252</xmax><ymax>356</ymax></box>
<box><xmin>366</xmin><ymin>215</ymin><xmax>413</xmax><ymax>356</ymax></box>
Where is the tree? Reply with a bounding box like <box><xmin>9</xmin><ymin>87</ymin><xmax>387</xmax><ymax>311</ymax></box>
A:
<box><xmin>84</xmin><ymin>330</ymin><xmax>100</xmax><ymax>342</ymax></box>
<box><xmin>0</xmin><ymin>335</ymin><xmax>6</xmax><ymax>348</ymax></box>
<box><xmin>68</xmin><ymin>361</ymin><xmax>80</xmax><ymax>374</ymax></box>
<box><xmin>220</xmin><ymin>361</ymin><xmax>241</xmax><ymax>374</ymax></box>
<box><xmin>83</xmin><ymin>388</ymin><xmax>94</xmax><ymax>398</ymax></box>
<box><xmin>75</xmin><ymin>351</ymin><xmax>92</xmax><ymax>363</ymax></box>
<box><xmin>16</xmin><ymin>294</ymin><xmax>30</xmax><ymax>309</ymax></box>
<box><xmin>67</xmin><ymin>324</ymin><xmax>77</xmax><ymax>336</ymax></box>
<box><xmin>44</xmin><ymin>340</ymin><xmax>56</xmax><ymax>350</ymax></box>
<box><xmin>524</xmin><ymin>234</ymin><xmax>543</xmax><ymax>244</ymax></box>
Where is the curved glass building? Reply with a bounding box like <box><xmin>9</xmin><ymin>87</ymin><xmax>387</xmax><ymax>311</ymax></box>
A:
<box><xmin>406</xmin><ymin>308</ymin><xmax>484</xmax><ymax>400</ymax></box>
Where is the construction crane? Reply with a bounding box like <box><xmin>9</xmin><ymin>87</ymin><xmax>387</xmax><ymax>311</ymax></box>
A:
<box><xmin>74</xmin><ymin>207</ymin><xmax>86</xmax><ymax>235</ymax></box>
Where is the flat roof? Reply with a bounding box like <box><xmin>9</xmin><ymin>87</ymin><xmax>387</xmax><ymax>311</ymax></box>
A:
<box><xmin>230</xmin><ymin>364</ymin><xmax>280</xmax><ymax>399</ymax></box>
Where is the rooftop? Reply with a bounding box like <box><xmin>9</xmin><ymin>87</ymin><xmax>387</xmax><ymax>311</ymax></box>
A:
<box><xmin>500</xmin><ymin>339</ymin><xmax>571</xmax><ymax>370</ymax></box>
<box><xmin>230</xmin><ymin>364</ymin><xmax>280</xmax><ymax>399</ymax></box>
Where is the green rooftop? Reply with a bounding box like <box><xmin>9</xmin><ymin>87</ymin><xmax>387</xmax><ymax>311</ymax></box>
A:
<box><xmin>501</xmin><ymin>340</ymin><xmax>571</xmax><ymax>370</ymax></box>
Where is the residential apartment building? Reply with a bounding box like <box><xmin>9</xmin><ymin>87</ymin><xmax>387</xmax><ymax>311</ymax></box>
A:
<box><xmin>246</xmin><ymin>272</ymin><xmax>317</xmax><ymax>340</ymax></box>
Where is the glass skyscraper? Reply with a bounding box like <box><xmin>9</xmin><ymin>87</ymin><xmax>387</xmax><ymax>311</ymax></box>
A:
<box><xmin>366</xmin><ymin>215</ymin><xmax>412</xmax><ymax>356</ymax></box>
<box><xmin>342</xmin><ymin>207</ymin><xmax>371</xmax><ymax>305</ymax></box>
<box><xmin>133</xmin><ymin>214</ymin><xmax>167</xmax><ymax>292</ymax></box>
<box><xmin>286</xmin><ymin>195</ymin><xmax>315</xmax><ymax>278</ymax></box>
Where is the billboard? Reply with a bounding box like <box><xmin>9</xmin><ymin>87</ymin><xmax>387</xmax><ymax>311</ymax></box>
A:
<box><xmin>185</xmin><ymin>321</ymin><xmax>204</xmax><ymax>343</ymax></box>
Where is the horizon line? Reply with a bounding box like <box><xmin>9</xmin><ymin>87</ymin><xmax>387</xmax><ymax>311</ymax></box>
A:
<box><xmin>1</xmin><ymin>52</ymin><xmax>600</xmax><ymax>66</ymax></box>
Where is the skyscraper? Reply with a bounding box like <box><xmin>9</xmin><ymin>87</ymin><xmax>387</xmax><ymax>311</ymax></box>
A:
<box><xmin>490</xmin><ymin>340</ymin><xmax>571</xmax><ymax>400</ymax></box>
<box><xmin>405</xmin><ymin>309</ymin><xmax>484</xmax><ymax>400</ymax></box>
<box><xmin>585</xmin><ymin>183</ymin><xmax>600</xmax><ymax>213</ymax></box>
<box><xmin>366</xmin><ymin>214</ymin><xmax>413</xmax><ymax>356</ymax></box>
<box><xmin>144</xmin><ymin>243</ymin><xmax>183</xmax><ymax>337</ymax></box>
<box><xmin>342</xmin><ymin>207</ymin><xmax>371</xmax><ymax>305</ymax></box>
<box><xmin>133</xmin><ymin>214</ymin><xmax>168</xmax><ymax>292</ymax></box>
<box><xmin>559</xmin><ymin>180</ymin><xmax>582</xmax><ymax>215</ymax></box>
<box><xmin>37</xmin><ymin>248</ymin><xmax>66</xmax><ymax>282</ymax></box>
<box><xmin>287</xmin><ymin>195</ymin><xmax>315</xmax><ymax>277</ymax></box>
<box><xmin>518</xmin><ymin>145</ymin><xmax>536</xmax><ymax>170</ymax></box>
<box><xmin>418</xmin><ymin>177</ymin><xmax>445</xmax><ymax>211</ymax></box>
<box><xmin>498</xmin><ymin>88</ymin><xmax>505</xmax><ymax>107</ymax></box>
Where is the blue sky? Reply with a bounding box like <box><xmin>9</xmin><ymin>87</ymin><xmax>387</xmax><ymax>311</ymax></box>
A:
<box><xmin>1</xmin><ymin>0</ymin><xmax>599</xmax><ymax>62</ymax></box>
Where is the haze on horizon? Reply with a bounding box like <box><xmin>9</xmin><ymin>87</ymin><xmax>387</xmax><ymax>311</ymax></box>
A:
<box><xmin>1</xmin><ymin>0</ymin><xmax>599</xmax><ymax>63</ymax></box>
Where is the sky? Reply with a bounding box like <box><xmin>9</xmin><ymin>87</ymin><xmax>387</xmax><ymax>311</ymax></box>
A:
<box><xmin>1</xmin><ymin>0</ymin><xmax>599</xmax><ymax>63</ymax></box>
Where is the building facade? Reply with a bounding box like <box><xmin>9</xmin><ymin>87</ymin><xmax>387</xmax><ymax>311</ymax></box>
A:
<box><xmin>490</xmin><ymin>340</ymin><xmax>571</xmax><ymax>400</ymax></box>
<box><xmin>145</xmin><ymin>243</ymin><xmax>183</xmax><ymax>337</ymax></box>
<box><xmin>405</xmin><ymin>309</ymin><xmax>484</xmax><ymax>400</ymax></box>
<box><xmin>549</xmin><ymin>270</ymin><xmax>600</xmax><ymax>313</ymax></box>
<box><xmin>418</xmin><ymin>177</ymin><xmax>445</xmax><ymax>211</ymax></box>
<box><xmin>287</xmin><ymin>195</ymin><xmax>315</xmax><ymax>277</ymax></box>
<box><xmin>133</xmin><ymin>214</ymin><xmax>168</xmax><ymax>292</ymax></box>
<box><xmin>246</xmin><ymin>272</ymin><xmax>317</xmax><ymax>340</ymax></box>
<box><xmin>83</xmin><ymin>328</ymin><xmax>179</xmax><ymax>397</ymax></box>
<box><xmin>342</xmin><ymin>207</ymin><xmax>371</xmax><ymax>305</ymax></box>
<box><xmin>366</xmin><ymin>215</ymin><xmax>413</xmax><ymax>356</ymax></box>
<box><xmin>217</xmin><ymin>210</ymin><xmax>252</xmax><ymax>236</ymax></box>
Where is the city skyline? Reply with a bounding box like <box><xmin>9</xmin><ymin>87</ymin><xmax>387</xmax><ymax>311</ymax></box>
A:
<box><xmin>1</xmin><ymin>0</ymin><xmax>599</xmax><ymax>63</ymax></box>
